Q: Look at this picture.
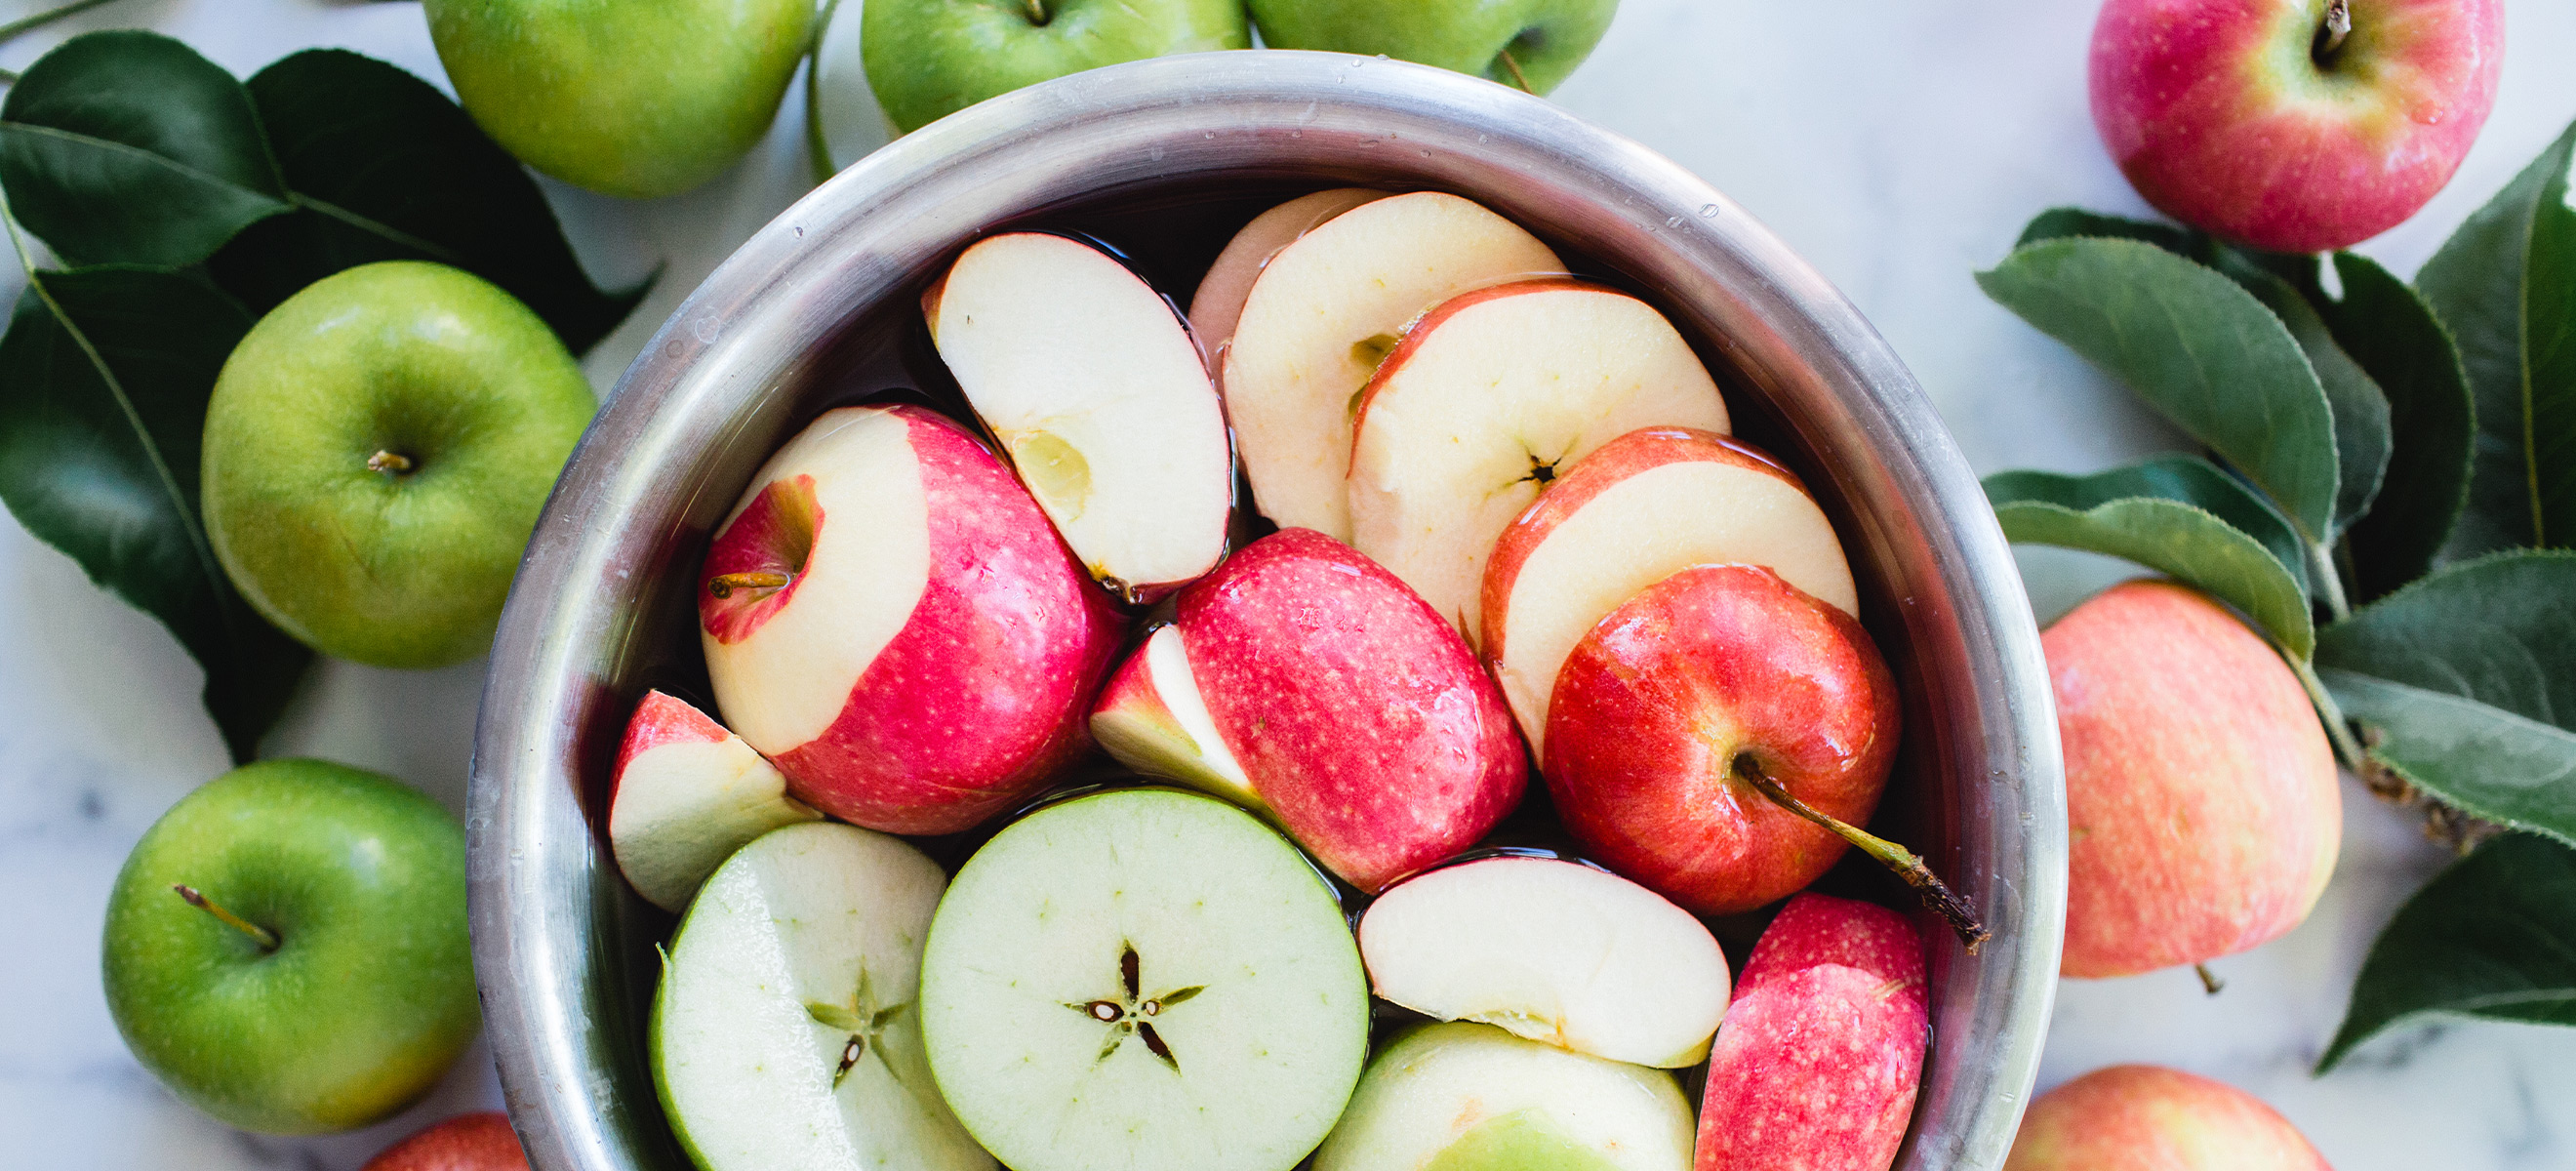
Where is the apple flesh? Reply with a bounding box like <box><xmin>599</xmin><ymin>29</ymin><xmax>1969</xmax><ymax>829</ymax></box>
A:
<box><xmin>1543</xmin><ymin>564</ymin><xmax>1899</xmax><ymax>917</ymax></box>
<box><xmin>361</xmin><ymin>1112</ymin><xmax>528</xmax><ymax>1171</ymax></box>
<box><xmin>2088</xmin><ymin>0</ymin><xmax>2503</xmax><ymax>253</ymax></box>
<box><xmin>1091</xmin><ymin>528</ymin><xmax>1526</xmax><ymax>892</ymax></box>
<box><xmin>1311</xmin><ymin>1022</ymin><xmax>1695</xmax><ymax>1171</ymax></box>
<box><xmin>919</xmin><ymin>787</ymin><xmax>1369</xmax><ymax>1171</ymax></box>
<box><xmin>924</xmin><ymin>231</ymin><xmax>1233</xmax><ymax>601</ymax></box>
<box><xmin>1357</xmin><ymin>855</ymin><xmax>1729</xmax><ymax>1068</ymax></box>
<box><xmin>1187</xmin><ymin>187</ymin><xmax>1389</xmax><ymax>384</ymax></box>
<box><xmin>607</xmin><ymin>689</ymin><xmax>820</xmax><ymax>913</ymax></box>
<box><xmin>2006</xmin><ymin>1065</ymin><xmax>2330</xmax><ymax>1171</ymax></box>
<box><xmin>699</xmin><ymin>404</ymin><xmax>1123</xmax><ymax>835</ymax></box>
<box><xmin>1224</xmin><ymin>191</ymin><xmax>1562</xmax><ymax>540</ymax></box>
<box><xmin>2045</xmin><ymin>580</ymin><xmax>2340</xmax><ymax>978</ymax></box>
<box><xmin>1347</xmin><ymin>283</ymin><xmax>1731</xmax><ymax>638</ymax></box>
<box><xmin>654</xmin><ymin>823</ymin><xmax>992</xmax><ymax>1171</ymax></box>
<box><xmin>1693</xmin><ymin>894</ymin><xmax>1927</xmax><ymax>1171</ymax></box>
<box><xmin>1479</xmin><ymin>425</ymin><xmax>1853</xmax><ymax>753</ymax></box>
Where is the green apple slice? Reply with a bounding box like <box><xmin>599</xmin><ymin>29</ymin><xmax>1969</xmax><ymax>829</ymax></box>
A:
<box><xmin>1312</xmin><ymin>1022</ymin><xmax>1694</xmax><ymax>1171</ymax></box>
<box><xmin>920</xmin><ymin>787</ymin><xmax>1368</xmax><ymax>1171</ymax></box>
<box><xmin>652</xmin><ymin>823</ymin><xmax>992</xmax><ymax>1171</ymax></box>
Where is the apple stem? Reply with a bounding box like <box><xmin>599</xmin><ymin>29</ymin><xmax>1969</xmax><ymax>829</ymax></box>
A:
<box><xmin>172</xmin><ymin>883</ymin><xmax>279</xmax><ymax>951</ymax></box>
<box><xmin>1022</xmin><ymin>0</ymin><xmax>1049</xmax><ymax>25</ymax></box>
<box><xmin>1737</xmin><ymin>759</ymin><xmax>1992</xmax><ymax>951</ymax></box>
<box><xmin>1495</xmin><ymin>48</ymin><xmax>1536</xmax><ymax>94</ymax></box>
<box><xmin>2314</xmin><ymin>0</ymin><xmax>2352</xmax><ymax>62</ymax></box>
<box><xmin>2194</xmin><ymin>963</ymin><xmax>2225</xmax><ymax>995</ymax></box>
<box><xmin>366</xmin><ymin>449</ymin><xmax>415</xmax><ymax>475</ymax></box>
<box><xmin>705</xmin><ymin>570</ymin><xmax>792</xmax><ymax>599</ymax></box>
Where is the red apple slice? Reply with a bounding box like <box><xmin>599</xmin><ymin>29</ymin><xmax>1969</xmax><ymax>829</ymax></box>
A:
<box><xmin>1087</xmin><ymin>623</ymin><xmax>1257</xmax><ymax>809</ymax></box>
<box><xmin>1480</xmin><ymin>426</ymin><xmax>1855</xmax><ymax>753</ymax></box>
<box><xmin>1346</xmin><ymin>282</ymin><xmax>1731</xmax><ymax>640</ymax></box>
<box><xmin>1187</xmin><ymin>187</ymin><xmax>1389</xmax><ymax>384</ymax></box>
<box><xmin>608</xmin><ymin>689</ymin><xmax>821</xmax><ymax>912</ymax></box>
<box><xmin>699</xmin><ymin>404</ymin><xmax>1123</xmax><ymax>835</ymax></box>
<box><xmin>925</xmin><ymin>232</ymin><xmax>1232</xmax><ymax>601</ymax></box>
<box><xmin>1224</xmin><ymin>191</ymin><xmax>1563</xmax><ymax>539</ymax></box>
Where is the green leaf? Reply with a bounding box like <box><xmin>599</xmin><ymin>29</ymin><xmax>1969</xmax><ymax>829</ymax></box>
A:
<box><xmin>2418</xmin><ymin>118</ymin><xmax>2576</xmax><ymax>554</ymax></box>
<box><xmin>1977</xmin><ymin>236</ymin><xmax>2341</xmax><ymax>544</ymax></box>
<box><xmin>1986</xmin><ymin>457</ymin><xmax>2314</xmax><ymax>658</ymax></box>
<box><xmin>2318</xmin><ymin>252</ymin><xmax>2476</xmax><ymax>599</ymax></box>
<box><xmin>206</xmin><ymin>50</ymin><xmax>644</xmax><ymax>355</ymax></box>
<box><xmin>2318</xmin><ymin>833</ymin><xmax>2576</xmax><ymax>1072</ymax></box>
<box><xmin>0</xmin><ymin>31</ymin><xmax>289</xmax><ymax>266</ymax></box>
<box><xmin>2314</xmin><ymin>550</ymin><xmax>2576</xmax><ymax>841</ymax></box>
<box><xmin>0</xmin><ymin>266</ymin><xmax>311</xmax><ymax>760</ymax></box>
<box><xmin>2233</xmin><ymin>268</ymin><xmax>2392</xmax><ymax>539</ymax></box>
<box><xmin>2014</xmin><ymin>207</ymin><xmax>2197</xmax><ymax>254</ymax></box>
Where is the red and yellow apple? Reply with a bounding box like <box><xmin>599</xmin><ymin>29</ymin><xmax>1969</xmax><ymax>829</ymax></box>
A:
<box><xmin>2045</xmin><ymin>580</ymin><xmax>2339</xmax><ymax>978</ymax></box>
<box><xmin>362</xmin><ymin>1112</ymin><xmax>530</xmax><ymax>1171</ymax></box>
<box><xmin>2006</xmin><ymin>1065</ymin><xmax>2330</xmax><ymax>1171</ymax></box>
<box><xmin>699</xmin><ymin>404</ymin><xmax>1123</xmax><ymax>835</ymax></box>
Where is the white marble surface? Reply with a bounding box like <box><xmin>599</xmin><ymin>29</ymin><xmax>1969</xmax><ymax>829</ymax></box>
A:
<box><xmin>1</xmin><ymin>1</ymin><xmax>2569</xmax><ymax>1167</ymax></box>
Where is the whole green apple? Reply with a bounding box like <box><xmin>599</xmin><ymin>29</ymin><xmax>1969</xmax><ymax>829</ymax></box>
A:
<box><xmin>424</xmin><ymin>0</ymin><xmax>815</xmax><ymax>199</ymax></box>
<box><xmin>101</xmin><ymin>758</ymin><xmax>479</xmax><ymax>1135</ymax></box>
<box><xmin>202</xmin><ymin>261</ymin><xmax>596</xmax><ymax>669</ymax></box>
<box><xmin>1246</xmin><ymin>0</ymin><xmax>1615</xmax><ymax>95</ymax></box>
<box><xmin>865</xmin><ymin>0</ymin><xmax>1249</xmax><ymax>134</ymax></box>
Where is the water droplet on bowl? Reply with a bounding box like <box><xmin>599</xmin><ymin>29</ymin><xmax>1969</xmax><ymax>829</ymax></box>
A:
<box><xmin>1700</xmin><ymin>203</ymin><xmax>1720</xmax><ymax>219</ymax></box>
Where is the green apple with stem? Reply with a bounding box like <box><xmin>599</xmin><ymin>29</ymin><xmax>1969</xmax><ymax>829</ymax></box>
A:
<box><xmin>101</xmin><ymin>758</ymin><xmax>478</xmax><ymax>1134</ymax></box>
<box><xmin>423</xmin><ymin>0</ymin><xmax>816</xmax><ymax>199</ymax></box>
<box><xmin>864</xmin><ymin>0</ymin><xmax>1249</xmax><ymax>134</ymax></box>
<box><xmin>202</xmin><ymin>261</ymin><xmax>596</xmax><ymax>669</ymax></box>
<box><xmin>1246</xmin><ymin>0</ymin><xmax>1617</xmax><ymax>95</ymax></box>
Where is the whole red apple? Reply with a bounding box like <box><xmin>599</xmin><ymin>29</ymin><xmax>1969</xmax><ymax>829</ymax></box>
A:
<box><xmin>2006</xmin><ymin>1065</ymin><xmax>2330</xmax><ymax>1170</ymax></box>
<box><xmin>1544</xmin><ymin>563</ymin><xmax>1900</xmax><ymax>916</ymax></box>
<box><xmin>2089</xmin><ymin>0</ymin><xmax>2503</xmax><ymax>253</ymax></box>
<box><xmin>2045</xmin><ymin>580</ymin><xmax>2339</xmax><ymax>978</ymax></box>
<box><xmin>363</xmin><ymin>1111</ymin><xmax>530</xmax><ymax>1171</ymax></box>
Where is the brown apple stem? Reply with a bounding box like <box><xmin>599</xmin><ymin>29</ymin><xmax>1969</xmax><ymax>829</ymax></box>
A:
<box><xmin>2194</xmin><ymin>963</ymin><xmax>2225</xmax><ymax>995</ymax></box>
<box><xmin>1022</xmin><ymin>0</ymin><xmax>1049</xmax><ymax>25</ymax></box>
<box><xmin>1738</xmin><ymin>760</ymin><xmax>1992</xmax><ymax>952</ymax></box>
<box><xmin>1496</xmin><ymin>48</ymin><xmax>1536</xmax><ymax>94</ymax></box>
<box><xmin>172</xmin><ymin>883</ymin><xmax>279</xmax><ymax>951</ymax></box>
<box><xmin>366</xmin><ymin>450</ymin><xmax>415</xmax><ymax>475</ymax></box>
<box><xmin>705</xmin><ymin>570</ymin><xmax>792</xmax><ymax>599</ymax></box>
<box><xmin>2315</xmin><ymin>0</ymin><xmax>2351</xmax><ymax>61</ymax></box>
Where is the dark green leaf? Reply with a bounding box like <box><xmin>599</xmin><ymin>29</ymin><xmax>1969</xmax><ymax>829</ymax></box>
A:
<box><xmin>2418</xmin><ymin>119</ymin><xmax>2576</xmax><ymax>554</ymax></box>
<box><xmin>2315</xmin><ymin>550</ymin><xmax>2576</xmax><ymax>841</ymax></box>
<box><xmin>2319</xmin><ymin>252</ymin><xmax>2476</xmax><ymax>598</ymax></box>
<box><xmin>2233</xmin><ymin>268</ymin><xmax>2392</xmax><ymax>539</ymax></box>
<box><xmin>1987</xmin><ymin>457</ymin><xmax>2314</xmax><ymax>657</ymax></box>
<box><xmin>2014</xmin><ymin>207</ymin><xmax>2197</xmax><ymax>254</ymax></box>
<box><xmin>1977</xmin><ymin>237</ymin><xmax>2340</xmax><ymax>544</ymax></box>
<box><xmin>207</xmin><ymin>50</ymin><xmax>644</xmax><ymax>355</ymax></box>
<box><xmin>0</xmin><ymin>266</ymin><xmax>311</xmax><ymax>760</ymax></box>
<box><xmin>0</xmin><ymin>31</ymin><xmax>289</xmax><ymax>266</ymax></box>
<box><xmin>2318</xmin><ymin>833</ymin><xmax>2576</xmax><ymax>1072</ymax></box>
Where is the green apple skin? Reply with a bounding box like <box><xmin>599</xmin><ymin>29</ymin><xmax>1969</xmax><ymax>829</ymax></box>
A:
<box><xmin>1246</xmin><ymin>0</ymin><xmax>1615</xmax><ymax>95</ymax></box>
<box><xmin>865</xmin><ymin>0</ymin><xmax>1249</xmax><ymax>134</ymax></box>
<box><xmin>424</xmin><ymin>0</ymin><xmax>814</xmax><ymax>199</ymax></box>
<box><xmin>202</xmin><ymin>261</ymin><xmax>596</xmax><ymax>669</ymax></box>
<box><xmin>101</xmin><ymin>758</ymin><xmax>478</xmax><ymax>1135</ymax></box>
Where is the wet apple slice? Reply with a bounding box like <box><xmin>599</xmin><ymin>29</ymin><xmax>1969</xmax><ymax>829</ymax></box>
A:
<box><xmin>1311</xmin><ymin>1022</ymin><xmax>1693</xmax><ymax>1171</ymax></box>
<box><xmin>608</xmin><ymin>688</ymin><xmax>819</xmax><ymax>912</ymax></box>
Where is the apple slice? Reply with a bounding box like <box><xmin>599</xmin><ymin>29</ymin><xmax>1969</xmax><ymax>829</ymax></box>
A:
<box><xmin>925</xmin><ymin>231</ymin><xmax>1232</xmax><ymax>600</ymax></box>
<box><xmin>1345</xmin><ymin>281</ymin><xmax>1730</xmax><ymax>638</ymax></box>
<box><xmin>1224</xmin><ymin>190</ymin><xmax>1563</xmax><ymax>539</ymax></box>
<box><xmin>919</xmin><ymin>787</ymin><xmax>1369</xmax><ymax>1171</ymax></box>
<box><xmin>1357</xmin><ymin>856</ymin><xmax>1730</xmax><ymax>1068</ymax></box>
<box><xmin>608</xmin><ymin>688</ymin><xmax>821</xmax><ymax>912</ymax></box>
<box><xmin>1086</xmin><ymin>624</ymin><xmax>1257</xmax><ymax>808</ymax></box>
<box><xmin>1187</xmin><ymin>187</ymin><xmax>1388</xmax><ymax>383</ymax></box>
<box><xmin>699</xmin><ymin>404</ymin><xmax>1123</xmax><ymax>835</ymax></box>
<box><xmin>1312</xmin><ymin>1022</ymin><xmax>1694</xmax><ymax>1171</ymax></box>
<box><xmin>652</xmin><ymin>823</ymin><xmax>993</xmax><ymax>1171</ymax></box>
<box><xmin>1481</xmin><ymin>426</ymin><xmax>1855</xmax><ymax>754</ymax></box>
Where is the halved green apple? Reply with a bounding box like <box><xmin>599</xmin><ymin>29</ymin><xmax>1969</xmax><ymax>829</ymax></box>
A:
<box><xmin>1312</xmin><ymin>1022</ymin><xmax>1694</xmax><ymax>1171</ymax></box>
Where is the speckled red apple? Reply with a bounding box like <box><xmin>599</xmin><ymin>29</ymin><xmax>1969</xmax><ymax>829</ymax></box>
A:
<box><xmin>362</xmin><ymin>1112</ymin><xmax>529</xmax><ymax>1171</ymax></box>
<box><xmin>2006</xmin><ymin>1065</ymin><xmax>2330</xmax><ymax>1171</ymax></box>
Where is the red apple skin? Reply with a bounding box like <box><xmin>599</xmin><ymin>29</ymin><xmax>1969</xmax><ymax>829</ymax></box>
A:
<box><xmin>2045</xmin><ymin>581</ymin><xmax>2339</xmax><ymax>979</ymax></box>
<box><xmin>2006</xmin><ymin>1065</ymin><xmax>2331</xmax><ymax>1171</ymax></box>
<box><xmin>1177</xmin><ymin>528</ymin><xmax>1526</xmax><ymax>891</ymax></box>
<box><xmin>1544</xmin><ymin>564</ymin><xmax>1900</xmax><ymax>916</ymax></box>
<box><xmin>362</xmin><ymin>1111</ymin><xmax>530</xmax><ymax>1171</ymax></box>
<box><xmin>1693</xmin><ymin>898</ymin><xmax>1928</xmax><ymax>1171</ymax></box>
<box><xmin>700</xmin><ymin>405</ymin><xmax>1124</xmax><ymax>835</ymax></box>
<box><xmin>2089</xmin><ymin>0</ymin><xmax>2502</xmax><ymax>253</ymax></box>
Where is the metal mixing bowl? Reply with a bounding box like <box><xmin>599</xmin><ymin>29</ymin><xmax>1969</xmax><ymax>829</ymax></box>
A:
<box><xmin>469</xmin><ymin>50</ymin><xmax>2066</xmax><ymax>1171</ymax></box>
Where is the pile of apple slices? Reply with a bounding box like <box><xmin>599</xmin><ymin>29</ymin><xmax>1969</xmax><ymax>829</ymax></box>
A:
<box><xmin>608</xmin><ymin>189</ymin><xmax>1972</xmax><ymax>1171</ymax></box>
